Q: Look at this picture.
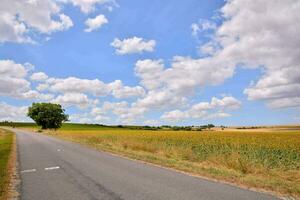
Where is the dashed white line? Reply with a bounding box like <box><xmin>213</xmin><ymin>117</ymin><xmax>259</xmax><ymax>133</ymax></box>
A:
<box><xmin>44</xmin><ymin>166</ymin><xmax>60</xmax><ymax>171</ymax></box>
<box><xmin>21</xmin><ymin>169</ymin><xmax>36</xmax><ymax>173</ymax></box>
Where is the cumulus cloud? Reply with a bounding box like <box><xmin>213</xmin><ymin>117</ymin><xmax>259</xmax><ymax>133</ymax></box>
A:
<box><xmin>30</xmin><ymin>72</ymin><xmax>48</xmax><ymax>81</ymax></box>
<box><xmin>135</xmin><ymin>59</ymin><xmax>164</xmax><ymax>90</ymax></box>
<box><xmin>161</xmin><ymin>110</ymin><xmax>188</xmax><ymax>122</ymax></box>
<box><xmin>194</xmin><ymin>0</ymin><xmax>300</xmax><ymax>109</ymax></box>
<box><xmin>0</xmin><ymin>59</ymin><xmax>31</xmax><ymax>97</ymax></box>
<box><xmin>46</xmin><ymin>77</ymin><xmax>145</xmax><ymax>99</ymax></box>
<box><xmin>145</xmin><ymin>0</ymin><xmax>300</xmax><ymax>111</ymax></box>
<box><xmin>0</xmin><ymin>102</ymin><xmax>29</xmax><ymax>122</ymax></box>
<box><xmin>135</xmin><ymin>57</ymin><xmax>235</xmax><ymax>95</ymax></box>
<box><xmin>161</xmin><ymin>96</ymin><xmax>241</xmax><ymax>122</ymax></box>
<box><xmin>99</xmin><ymin>101</ymin><xmax>145</xmax><ymax>124</ymax></box>
<box><xmin>84</xmin><ymin>14</ymin><xmax>108</xmax><ymax>32</ymax></box>
<box><xmin>109</xmin><ymin>80</ymin><xmax>145</xmax><ymax>98</ymax></box>
<box><xmin>0</xmin><ymin>59</ymin><xmax>54</xmax><ymax>100</ymax></box>
<box><xmin>48</xmin><ymin>77</ymin><xmax>111</xmax><ymax>96</ymax></box>
<box><xmin>70</xmin><ymin>111</ymin><xmax>110</xmax><ymax>124</ymax></box>
<box><xmin>36</xmin><ymin>83</ymin><xmax>49</xmax><ymax>91</ymax></box>
<box><xmin>0</xmin><ymin>0</ymin><xmax>73</xmax><ymax>43</ymax></box>
<box><xmin>21</xmin><ymin>90</ymin><xmax>54</xmax><ymax>101</ymax></box>
<box><xmin>111</xmin><ymin>37</ymin><xmax>156</xmax><ymax>55</ymax></box>
<box><xmin>61</xmin><ymin>0</ymin><xmax>117</xmax><ymax>13</ymax></box>
<box><xmin>52</xmin><ymin>93</ymin><xmax>98</xmax><ymax>109</ymax></box>
<box><xmin>135</xmin><ymin>90</ymin><xmax>187</xmax><ymax>110</ymax></box>
<box><xmin>95</xmin><ymin>89</ymin><xmax>187</xmax><ymax>124</ymax></box>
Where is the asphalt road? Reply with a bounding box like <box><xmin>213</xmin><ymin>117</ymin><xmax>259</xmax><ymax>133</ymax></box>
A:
<box><xmin>12</xmin><ymin>128</ymin><xmax>280</xmax><ymax>200</ymax></box>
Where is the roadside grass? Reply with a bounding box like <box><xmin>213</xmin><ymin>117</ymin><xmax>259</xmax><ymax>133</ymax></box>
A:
<box><xmin>46</xmin><ymin>129</ymin><xmax>300</xmax><ymax>198</ymax></box>
<box><xmin>0</xmin><ymin>129</ymin><xmax>14</xmax><ymax>200</ymax></box>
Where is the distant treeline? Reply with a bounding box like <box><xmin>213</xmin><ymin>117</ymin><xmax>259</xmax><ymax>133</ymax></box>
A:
<box><xmin>0</xmin><ymin>121</ymin><xmax>218</xmax><ymax>131</ymax></box>
<box><xmin>236</xmin><ymin>126</ymin><xmax>265</xmax><ymax>129</ymax></box>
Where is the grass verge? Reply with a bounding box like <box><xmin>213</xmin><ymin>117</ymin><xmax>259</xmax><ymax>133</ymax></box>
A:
<box><xmin>41</xmin><ymin>129</ymin><xmax>300</xmax><ymax>199</ymax></box>
<box><xmin>0</xmin><ymin>129</ymin><xmax>15</xmax><ymax>200</ymax></box>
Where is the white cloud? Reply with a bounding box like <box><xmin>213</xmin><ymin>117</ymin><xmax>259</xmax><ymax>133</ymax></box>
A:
<box><xmin>109</xmin><ymin>80</ymin><xmax>145</xmax><ymax>98</ymax></box>
<box><xmin>111</xmin><ymin>37</ymin><xmax>156</xmax><ymax>55</ymax></box>
<box><xmin>101</xmin><ymin>89</ymin><xmax>187</xmax><ymax>123</ymax></box>
<box><xmin>0</xmin><ymin>59</ymin><xmax>28</xmax><ymax>78</ymax></box>
<box><xmin>161</xmin><ymin>96</ymin><xmax>241</xmax><ymax>122</ymax></box>
<box><xmin>210</xmin><ymin>96</ymin><xmax>242</xmax><ymax>110</ymax></box>
<box><xmin>52</xmin><ymin>93</ymin><xmax>98</xmax><ymax>109</ymax></box>
<box><xmin>69</xmin><ymin>111</ymin><xmax>109</xmax><ymax>123</ymax></box>
<box><xmin>191</xmin><ymin>19</ymin><xmax>216</xmax><ymax>36</ymax></box>
<box><xmin>84</xmin><ymin>14</ymin><xmax>108</xmax><ymax>32</ymax></box>
<box><xmin>135</xmin><ymin>59</ymin><xmax>164</xmax><ymax>90</ymax></box>
<box><xmin>30</xmin><ymin>72</ymin><xmax>48</xmax><ymax>81</ymax></box>
<box><xmin>21</xmin><ymin>90</ymin><xmax>54</xmax><ymax>101</ymax></box>
<box><xmin>144</xmin><ymin>119</ymin><xmax>159</xmax><ymax>126</ymax></box>
<box><xmin>48</xmin><ymin>77</ymin><xmax>111</xmax><ymax>96</ymax></box>
<box><xmin>0</xmin><ymin>102</ymin><xmax>29</xmax><ymax>122</ymax></box>
<box><xmin>135</xmin><ymin>57</ymin><xmax>235</xmax><ymax>95</ymax></box>
<box><xmin>91</xmin><ymin>107</ymin><xmax>105</xmax><ymax>116</ymax></box>
<box><xmin>0</xmin><ymin>59</ymin><xmax>31</xmax><ymax>98</ymax></box>
<box><xmin>135</xmin><ymin>90</ymin><xmax>187</xmax><ymax>110</ymax></box>
<box><xmin>264</xmin><ymin>97</ymin><xmax>300</xmax><ymax>109</ymax></box>
<box><xmin>195</xmin><ymin>0</ymin><xmax>300</xmax><ymax>109</ymax></box>
<box><xmin>161</xmin><ymin>110</ymin><xmax>188</xmax><ymax>122</ymax></box>
<box><xmin>100</xmin><ymin>101</ymin><xmax>145</xmax><ymax>124</ymax></box>
<box><xmin>61</xmin><ymin>0</ymin><xmax>116</xmax><ymax>13</ymax></box>
<box><xmin>0</xmin><ymin>59</ymin><xmax>54</xmax><ymax>101</ymax></box>
<box><xmin>36</xmin><ymin>83</ymin><xmax>49</xmax><ymax>91</ymax></box>
<box><xmin>0</xmin><ymin>0</ymin><xmax>73</xmax><ymax>43</ymax></box>
<box><xmin>47</xmin><ymin>77</ymin><xmax>145</xmax><ymax>99</ymax></box>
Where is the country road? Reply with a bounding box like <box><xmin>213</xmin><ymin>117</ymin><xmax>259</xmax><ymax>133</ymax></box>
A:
<box><xmin>12</xmin><ymin>128</ymin><xmax>280</xmax><ymax>200</ymax></box>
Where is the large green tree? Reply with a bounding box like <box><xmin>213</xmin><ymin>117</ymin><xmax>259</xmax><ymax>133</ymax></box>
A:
<box><xmin>27</xmin><ymin>103</ymin><xmax>68</xmax><ymax>129</ymax></box>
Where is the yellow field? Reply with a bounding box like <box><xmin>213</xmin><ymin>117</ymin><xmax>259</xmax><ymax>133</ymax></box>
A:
<box><xmin>46</xmin><ymin>129</ymin><xmax>300</xmax><ymax>198</ymax></box>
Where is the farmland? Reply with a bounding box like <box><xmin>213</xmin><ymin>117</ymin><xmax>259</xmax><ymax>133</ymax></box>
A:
<box><xmin>0</xmin><ymin>129</ymin><xmax>14</xmax><ymax>200</ymax></box>
<box><xmin>2</xmin><ymin>123</ymin><xmax>300</xmax><ymax>198</ymax></box>
<box><xmin>40</xmin><ymin>127</ymin><xmax>300</xmax><ymax>198</ymax></box>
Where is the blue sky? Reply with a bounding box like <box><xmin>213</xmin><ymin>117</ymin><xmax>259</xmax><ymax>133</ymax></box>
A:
<box><xmin>0</xmin><ymin>0</ymin><xmax>299</xmax><ymax>126</ymax></box>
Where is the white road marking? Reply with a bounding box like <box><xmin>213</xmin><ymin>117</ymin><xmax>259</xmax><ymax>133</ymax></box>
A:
<box><xmin>57</xmin><ymin>149</ymin><xmax>61</xmax><ymax>151</ymax></box>
<box><xmin>45</xmin><ymin>166</ymin><xmax>60</xmax><ymax>171</ymax></box>
<box><xmin>21</xmin><ymin>169</ymin><xmax>36</xmax><ymax>173</ymax></box>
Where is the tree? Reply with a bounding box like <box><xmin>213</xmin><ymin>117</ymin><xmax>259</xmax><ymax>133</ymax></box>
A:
<box><xmin>27</xmin><ymin>103</ymin><xmax>68</xmax><ymax>129</ymax></box>
<box><xmin>207</xmin><ymin>124</ymin><xmax>215</xmax><ymax>129</ymax></box>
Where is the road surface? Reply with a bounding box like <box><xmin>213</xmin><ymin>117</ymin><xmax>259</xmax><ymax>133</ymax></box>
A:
<box><xmin>12</xmin><ymin>128</ymin><xmax>279</xmax><ymax>200</ymax></box>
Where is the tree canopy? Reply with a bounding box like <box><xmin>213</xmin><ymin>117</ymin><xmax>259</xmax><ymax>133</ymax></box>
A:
<box><xmin>27</xmin><ymin>103</ymin><xmax>68</xmax><ymax>129</ymax></box>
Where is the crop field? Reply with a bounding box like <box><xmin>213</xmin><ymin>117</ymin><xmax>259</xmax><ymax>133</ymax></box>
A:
<box><xmin>43</xmin><ymin>128</ymin><xmax>300</xmax><ymax>198</ymax></box>
<box><xmin>0</xmin><ymin>129</ymin><xmax>14</xmax><ymax>200</ymax></box>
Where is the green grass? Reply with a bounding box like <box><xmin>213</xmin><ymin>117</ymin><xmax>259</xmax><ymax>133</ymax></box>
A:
<box><xmin>0</xmin><ymin>122</ymin><xmax>116</xmax><ymax>130</ymax></box>
<box><xmin>0</xmin><ymin>129</ymin><xmax>14</xmax><ymax>200</ymax></box>
<box><xmin>0</xmin><ymin>122</ymin><xmax>143</xmax><ymax>130</ymax></box>
<box><xmin>46</xmin><ymin>129</ymin><xmax>300</xmax><ymax>198</ymax></box>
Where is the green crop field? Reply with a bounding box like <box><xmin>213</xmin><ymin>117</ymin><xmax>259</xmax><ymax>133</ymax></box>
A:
<box><xmin>41</xmin><ymin>128</ymin><xmax>300</xmax><ymax>198</ymax></box>
<box><xmin>0</xmin><ymin>129</ymin><xmax>14</xmax><ymax>200</ymax></box>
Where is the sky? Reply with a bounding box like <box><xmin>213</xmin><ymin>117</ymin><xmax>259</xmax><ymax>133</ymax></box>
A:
<box><xmin>0</xmin><ymin>0</ymin><xmax>299</xmax><ymax>126</ymax></box>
